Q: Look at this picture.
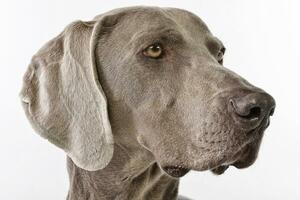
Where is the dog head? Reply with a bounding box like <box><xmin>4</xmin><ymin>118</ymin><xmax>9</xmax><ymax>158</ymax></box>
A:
<box><xmin>20</xmin><ymin>7</ymin><xmax>275</xmax><ymax>177</ymax></box>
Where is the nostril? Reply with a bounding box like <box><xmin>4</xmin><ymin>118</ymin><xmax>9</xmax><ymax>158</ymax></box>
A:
<box><xmin>230</xmin><ymin>98</ymin><xmax>261</xmax><ymax>121</ymax></box>
<box><xmin>243</xmin><ymin>106</ymin><xmax>261</xmax><ymax>121</ymax></box>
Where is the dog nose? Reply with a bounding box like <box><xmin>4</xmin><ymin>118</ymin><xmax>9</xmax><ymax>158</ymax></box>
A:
<box><xmin>229</xmin><ymin>92</ymin><xmax>275</xmax><ymax>129</ymax></box>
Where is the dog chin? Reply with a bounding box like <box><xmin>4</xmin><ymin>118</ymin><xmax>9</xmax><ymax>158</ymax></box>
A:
<box><xmin>161</xmin><ymin>165</ymin><xmax>191</xmax><ymax>178</ymax></box>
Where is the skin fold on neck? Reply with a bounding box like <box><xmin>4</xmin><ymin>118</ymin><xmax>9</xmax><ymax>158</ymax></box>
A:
<box><xmin>66</xmin><ymin>146</ymin><xmax>179</xmax><ymax>200</ymax></box>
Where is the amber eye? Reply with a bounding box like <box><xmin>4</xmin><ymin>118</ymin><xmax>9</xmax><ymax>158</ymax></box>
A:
<box><xmin>143</xmin><ymin>43</ymin><xmax>163</xmax><ymax>59</ymax></box>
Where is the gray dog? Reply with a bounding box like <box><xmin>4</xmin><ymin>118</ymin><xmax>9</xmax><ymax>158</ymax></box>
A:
<box><xmin>20</xmin><ymin>6</ymin><xmax>275</xmax><ymax>200</ymax></box>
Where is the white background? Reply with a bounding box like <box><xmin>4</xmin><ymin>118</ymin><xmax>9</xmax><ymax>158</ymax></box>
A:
<box><xmin>0</xmin><ymin>0</ymin><xmax>299</xmax><ymax>199</ymax></box>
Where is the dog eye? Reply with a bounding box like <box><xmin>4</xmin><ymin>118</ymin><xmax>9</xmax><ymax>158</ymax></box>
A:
<box><xmin>143</xmin><ymin>43</ymin><xmax>163</xmax><ymax>59</ymax></box>
<box><xmin>217</xmin><ymin>47</ymin><xmax>226</xmax><ymax>64</ymax></box>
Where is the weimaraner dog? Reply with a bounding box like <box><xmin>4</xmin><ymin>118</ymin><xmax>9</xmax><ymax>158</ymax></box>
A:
<box><xmin>20</xmin><ymin>6</ymin><xmax>275</xmax><ymax>200</ymax></box>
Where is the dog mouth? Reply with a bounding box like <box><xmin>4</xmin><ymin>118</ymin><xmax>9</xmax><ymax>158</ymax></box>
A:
<box><xmin>211</xmin><ymin>120</ymin><xmax>268</xmax><ymax>175</ymax></box>
<box><xmin>161</xmin><ymin>141</ymin><xmax>256</xmax><ymax>177</ymax></box>
<box><xmin>211</xmin><ymin>143</ymin><xmax>257</xmax><ymax>175</ymax></box>
<box><xmin>210</xmin><ymin>148</ymin><xmax>253</xmax><ymax>175</ymax></box>
<box><xmin>162</xmin><ymin>165</ymin><xmax>190</xmax><ymax>178</ymax></box>
<box><xmin>159</xmin><ymin>116</ymin><xmax>271</xmax><ymax>178</ymax></box>
<box><xmin>160</xmin><ymin>132</ymin><xmax>261</xmax><ymax>178</ymax></box>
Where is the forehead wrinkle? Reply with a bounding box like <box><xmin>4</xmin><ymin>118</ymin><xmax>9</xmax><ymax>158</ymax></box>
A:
<box><xmin>159</xmin><ymin>8</ymin><xmax>212</xmax><ymax>46</ymax></box>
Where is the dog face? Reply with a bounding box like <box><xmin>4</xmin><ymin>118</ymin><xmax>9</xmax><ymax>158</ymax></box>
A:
<box><xmin>96</xmin><ymin>7</ymin><xmax>275</xmax><ymax>177</ymax></box>
<box><xmin>21</xmin><ymin>7</ymin><xmax>275</xmax><ymax>177</ymax></box>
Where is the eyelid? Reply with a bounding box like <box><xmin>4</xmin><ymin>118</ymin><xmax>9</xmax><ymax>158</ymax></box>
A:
<box><xmin>143</xmin><ymin>34</ymin><xmax>183</xmax><ymax>49</ymax></box>
<box><xmin>141</xmin><ymin>40</ymin><xmax>164</xmax><ymax>51</ymax></box>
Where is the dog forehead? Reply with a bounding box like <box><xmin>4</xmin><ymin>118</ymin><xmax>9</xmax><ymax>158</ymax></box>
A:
<box><xmin>95</xmin><ymin>6</ymin><xmax>211</xmax><ymax>36</ymax></box>
<box><xmin>163</xmin><ymin>8</ymin><xmax>210</xmax><ymax>31</ymax></box>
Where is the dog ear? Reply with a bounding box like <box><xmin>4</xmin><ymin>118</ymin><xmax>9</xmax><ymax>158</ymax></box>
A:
<box><xmin>20</xmin><ymin>18</ymin><xmax>114</xmax><ymax>171</ymax></box>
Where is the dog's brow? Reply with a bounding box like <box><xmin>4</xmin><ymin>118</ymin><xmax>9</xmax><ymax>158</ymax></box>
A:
<box><xmin>206</xmin><ymin>37</ymin><xmax>225</xmax><ymax>53</ymax></box>
<box><xmin>131</xmin><ymin>28</ymin><xmax>184</xmax><ymax>48</ymax></box>
<box><xmin>135</xmin><ymin>28</ymin><xmax>182</xmax><ymax>38</ymax></box>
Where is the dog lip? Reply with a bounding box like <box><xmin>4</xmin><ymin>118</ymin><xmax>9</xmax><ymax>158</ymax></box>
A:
<box><xmin>161</xmin><ymin>117</ymin><xmax>269</xmax><ymax>177</ymax></box>
<box><xmin>212</xmin><ymin>122</ymin><xmax>266</xmax><ymax>174</ymax></box>
<box><xmin>162</xmin><ymin>165</ymin><xmax>190</xmax><ymax>178</ymax></box>
<box><xmin>211</xmin><ymin>165</ymin><xmax>229</xmax><ymax>175</ymax></box>
<box><xmin>231</xmin><ymin>144</ymin><xmax>257</xmax><ymax>169</ymax></box>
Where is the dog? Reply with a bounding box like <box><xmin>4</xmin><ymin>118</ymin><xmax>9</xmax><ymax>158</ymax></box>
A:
<box><xmin>20</xmin><ymin>6</ymin><xmax>275</xmax><ymax>200</ymax></box>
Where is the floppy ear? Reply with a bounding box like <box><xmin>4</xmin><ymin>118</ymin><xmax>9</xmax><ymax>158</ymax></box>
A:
<box><xmin>20</xmin><ymin>18</ymin><xmax>113</xmax><ymax>171</ymax></box>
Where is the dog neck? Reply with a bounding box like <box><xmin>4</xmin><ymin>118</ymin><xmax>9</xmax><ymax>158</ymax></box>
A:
<box><xmin>66</xmin><ymin>144</ymin><xmax>179</xmax><ymax>200</ymax></box>
<box><xmin>65</xmin><ymin>101</ymin><xmax>180</xmax><ymax>199</ymax></box>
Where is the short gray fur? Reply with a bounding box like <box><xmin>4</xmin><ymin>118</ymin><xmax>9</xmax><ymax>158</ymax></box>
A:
<box><xmin>20</xmin><ymin>6</ymin><xmax>275</xmax><ymax>200</ymax></box>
